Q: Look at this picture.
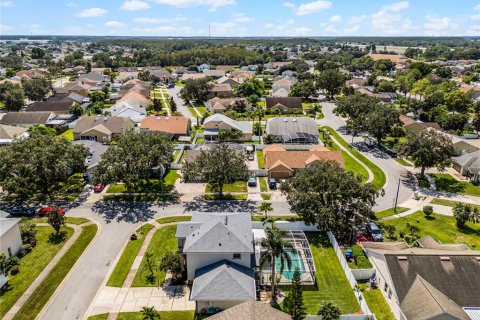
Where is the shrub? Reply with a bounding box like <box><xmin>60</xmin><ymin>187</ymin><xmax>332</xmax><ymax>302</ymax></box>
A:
<box><xmin>356</xmin><ymin>256</ymin><xmax>372</xmax><ymax>269</ymax></box>
<box><xmin>423</xmin><ymin>205</ymin><xmax>433</xmax><ymax>217</ymax></box>
<box><xmin>18</xmin><ymin>244</ymin><xmax>32</xmax><ymax>257</ymax></box>
<box><xmin>351</xmin><ymin>245</ymin><xmax>364</xmax><ymax>258</ymax></box>
<box><xmin>10</xmin><ymin>265</ymin><xmax>19</xmax><ymax>275</ymax></box>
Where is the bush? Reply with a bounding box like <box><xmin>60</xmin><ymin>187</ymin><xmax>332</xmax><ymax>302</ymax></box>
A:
<box><xmin>351</xmin><ymin>245</ymin><xmax>364</xmax><ymax>258</ymax></box>
<box><xmin>423</xmin><ymin>205</ymin><xmax>433</xmax><ymax>217</ymax></box>
<box><xmin>356</xmin><ymin>256</ymin><xmax>371</xmax><ymax>269</ymax></box>
<box><xmin>10</xmin><ymin>265</ymin><xmax>19</xmax><ymax>275</ymax></box>
<box><xmin>18</xmin><ymin>244</ymin><xmax>32</xmax><ymax>258</ymax></box>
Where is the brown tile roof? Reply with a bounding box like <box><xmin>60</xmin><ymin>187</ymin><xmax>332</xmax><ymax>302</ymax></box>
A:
<box><xmin>0</xmin><ymin>112</ymin><xmax>54</xmax><ymax>126</ymax></box>
<box><xmin>73</xmin><ymin>116</ymin><xmax>132</xmax><ymax>135</ymax></box>
<box><xmin>26</xmin><ymin>101</ymin><xmax>74</xmax><ymax>114</ymax></box>
<box><xmin>207</xmin><ymin>301</ymin><xmax>290</xmax><ymax>320</ymax></box>
<box><xmin>215</xmin><ymin>65</ymin><xmax>236</xmax><ymax>72</ymax></box>
<box><xmin>265</xmin><ymin>150</ymin><xmax>344</xmax><ymax>170</ymax></box>
<box><xmin>399</xmin><ymin>114</ymin><xmax>416</xmax><ymax>126</ymax></box>
<box><xmin>139</xmin><ymin>116</ymin><xmax>191</xmax><ymax>135</ymax></box>
<box><xmin>0</xmin><ymin>124</ymin><xmax>27</xmax><ymax>139</ymax></box>
<box><xmin>265</xmin><ymin>97</ymin><xmax>302</xmax><ymax>110</ymax></box>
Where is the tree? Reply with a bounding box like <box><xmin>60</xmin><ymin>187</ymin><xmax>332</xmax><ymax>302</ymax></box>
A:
<box><xmin>289</xmin><ymin>80</ymin><xmax>317</xmax><ymax>100</ymax></box>
<box><xmin>284</xmin><ymin>267</ymin><xmax>306</xmax><ymax>319</ymax></box>
<box><xmin>19</xmin><ymin>219</ymin><xmax>37</xmax><ymax>246</ymax></box>
<box><xmin>151</xmin><ymin>98</ymin><xmax>162</xmax><ymax>112</ymax></box>
<box><xmin>89</xmin><ymin>91</ymin><xmax>106</xmax><ymax>104</ymax></box>
<box><xmin>180</xmin><ymin>78</ymin><xmax>212</xmax><ymax>102</ymax></box>
<box><xmin>453</xmin><ymin>203</ymin><xmax>479</xmax><ymax>228</ymax></box>
<box><xmin>397</xmin><ymin>130</ymin><xmax>455</xmax><ymax>176</ymax></box>
<box><xmin>316</xmin><ymin>69</ymin><xmax>346</xmax><ymax>99</ymax></box>
<box><xmin>435</xmin><ymin>66</ymin><xmax>453</xmax><ymax>79</ymax></box>
<box><xmin>235</xmin><ymin>77</ymin><xmax>264</xmax><ymax>98</ymax></box>
<box><xmin>423</xmin><ymin>205</ymin><xmax>433</xmax><ymax>217</ymax></box>
<box><xmin>444</xmin><ymin>90</ymin><xmax>470</xmax><ymax>113</ymax></box>
<box><xmin>31</xmin><ymin>47</ymin><xmax>46</xmax><ymax>59</ymax></box>
<box><xmin>48</xmin><ymin>206</ymin><xmax>65</xmax><ymax>235</ymax></box>
<box><xmin>258</xmin><ymin>202</ymin><xmax>273</xmax><ymax>218</ymax></box>
<box><xmin>363</xmin><ymin>104</ymin><xmax>401</xmax><ymax>145</ymax></box>
<box><xmin>318</xmin><ymin>301</ymin><xmax>341</xmax><ymax>320</ymax></box>
<box><xmin>373</xmin><ymin>59</ymin><xmax>395</xmax><ymax>73</ymax></box>
<box><xmin>473</xmin><ymin>101</ymin><xmax>480</xmax><ymax>134</ymax></box>
<box><xmin>70</xmin><ymin>103</ymin><xmax>84</xmax><ymax>116</ymax></box>
<box><xmin>280</xmin><ymin>161</ymin><xmax>379</xmax><ymax>238</ymax></box>
<box><xmin>218</xmin><ymin>129</ymin><xmax>241</xmax><ymax>142</ymax></box>
<box><xmin>169</xmin><ymin>97</ymin><xmax>177</xmax><ymax>113</ymax></box>
<box><xmin>374</xmin><ymin>80</ymin><xmax>396</xmax><ymax>93</ymax></box>
<box><xmin>384</xmin><ymin>225</ymin><xmax>396</xmax><ymax>239</ymax></box>
<box><xmin>0</xmin><ymin>82</ymin><xmax>25</xmax><ymax>111</ymax></box>
<box><xmin>0</xmin><ymin>134</ymin><xmax>87</xmax><ymax>200</ymax></box>
<box><xmin>181</xmin><ymin>143</ymin><xmax>248</xmax><ymax>197</ymax></box>
<box><xmin>27</xmin><ymin>125</ymin><xmax>56</xmax><ymax>136</ymax></box>
<box><xmin>334</xmin><ymin>94</ymin><xmax>380</xmax><ymax>136</ymax></box>
<box><xmin>159</xmin><ymin>251</ymin><xmax>185</xmax><ymax>281</ymax></box>
<box><xmin>259</xmin><ymin>223</ymin><xmax>292</xmax><ymax>304</ymax></box>
<box><xmin>94</xmin><ymin>130</ymin><xmax>173</xmax><ymax>193</ymax></box>
<box><xmin>22</xmin><ymin>78</ymin><xmax>51</xmax><ymax>101</ymax></box>
<box><xmin>141</xmin><ymin>306</ymin><xmax>160</xmax><ymax>320</ymax></box>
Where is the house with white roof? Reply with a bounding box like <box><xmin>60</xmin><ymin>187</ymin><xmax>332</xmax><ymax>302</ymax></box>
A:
<box><xmin>203</xmin><ymin>114</ymin><xmax>253</xmax><ymax>141</ymax></box>
<box><xmin>105</xmin><ymin>101</ymin><xmax>147</xmax><ymax>123</ymax></box>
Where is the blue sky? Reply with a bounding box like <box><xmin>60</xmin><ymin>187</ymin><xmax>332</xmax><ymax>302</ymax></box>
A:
<box><xmin>0</xmin><ymin>0</ymin><xmax>479</xmax><ymax>37</ymax></box>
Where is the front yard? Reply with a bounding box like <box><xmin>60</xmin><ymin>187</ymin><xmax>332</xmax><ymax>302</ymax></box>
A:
<box><xmin>431</xmin><ymin>173</ymin><xmax>480</xmax><ymax>197</ymax></box>
<box><xmin>88</xmin><ymin>311</ymin><xmax>195</xmax><ymax>320</ymax></box>
<box><xmin>375</xmin><ymin>207</ymin><xmax>409</xmax><ymax>219</ymax></box>
<box><xmin>379</xmin><ymin>211</ymin><xmax>480</xmax><ymax>250</ymax></box>
<box><xmin>205</xmin><ymin>181</ymin><xmax>248</xmax><ymax>193</ymax></box>
<box><xmin>106</xmin><ymin>171</ymin><xmax>180</xmax><ymax>194</ymax></box>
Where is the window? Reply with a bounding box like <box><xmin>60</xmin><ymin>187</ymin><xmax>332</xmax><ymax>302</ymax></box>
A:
<box><xmin>233</xmin><ymin>253</ymin><xmax>241</xmax><ymax>259</ymax></box>
<box><xmin>388</xmin><ymin>289</ymin><xmax>392</xmax><ymax>301</ymax></box>
<box><xmin>384</xmin><ymin>283</ymin><xmax>388</xmax><ymax>293</ymax></box>
<box><xmin>7</xmin><ymin>247</ymin><xmax>12</xmax><ymax>258</ymax></box>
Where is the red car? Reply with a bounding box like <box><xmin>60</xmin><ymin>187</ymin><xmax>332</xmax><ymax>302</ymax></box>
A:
<box><xmin>94</xmin><ymin>183</ymin><xmax>105</xmax><ymax>193</ymax></box>
<box><xmin>38</xmin><ymin>207</ymin><xmax>65</xmax><ymax>217</ymax></box>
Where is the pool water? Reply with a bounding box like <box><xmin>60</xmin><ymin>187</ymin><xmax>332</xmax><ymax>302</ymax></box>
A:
<box><xmin>275</xmin><ymin>250</ymin><xmax>305</xmax><ymax>280</ymax></box>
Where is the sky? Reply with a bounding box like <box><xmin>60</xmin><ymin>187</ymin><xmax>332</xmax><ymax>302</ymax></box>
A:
<box><xmin>0</xmin><ymin>0</ymin><xmax>479</xmax><ymax>37</ymax></box>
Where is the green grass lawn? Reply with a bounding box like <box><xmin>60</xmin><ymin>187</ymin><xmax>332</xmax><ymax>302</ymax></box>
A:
<box><xmin>59</xmin><ymin>129</ymin><xmax>74</xmax><ymax>141</ymax></box>
<box><xmin>432</xmin><ymin>173</ymin><xmax>480</xmax><ymax>196</ymax></box>
<box><xmin>88</xmin><ymin>311</ymin><xmax>195</xmax><ymax>320</ymax></box>
<box><xmin>156</xmin><ymin>216</ymin><xmax>192</xmax><ymax>224</ymax></box>
<box><xmin>415</xmin><ymin>174</ymin><xmax>430</xmax><ymax>189</ymax></box>
<box><xmin>13</xmin><ymin>224</ymin><xmax>97</xmax><ymax>320</ymax></box>
<box><xmin>324</xmin><ymin>127</ymin><xmax>386</xmax><ymax>190</ymax></box>
<box><xmin>106</xmin><ymin>224</ymin><xmax>155</xmax><ymax>287</ymax></box>
<box><xmin>187</xmin><ymin>105</ymin><xmax>200</xmax><ymax>118</ymax></box>
<box><xmin>394</xmin><ymin>157</ymin><xmax>412</xmax><ymax>166</ymax></box>
<box><xmin>259</xmin><ymin>177</ymin><xmax>268</xmax><ymax>192</ymax></box>
<box><xmin>359</xmin><ymin>283</ymin><xmax>395</xmax><ymax>320</ymax></box>
<box><xmin>0</xmin><ymin>227</ymin><xmax>74</xmax><ymax>319</ymax></box>
<box><xmin>173</xmin><ymin>150</ymin><xmax>180</xmax><ymax>162</ymax></box>
<box><xmin>341</xmin><ymin>150</ymin><xmax>369</xmax><ymax>183</ymax></box>
<box><xmin>103</xmin><ymin>194</ymin><xmax>177</xmax><ymax>202</ymax></box>
<box><xmin>430</xmin><ymin>198</ymin><xmax>480</xmax><ymax>210</ymax></box>
<box><xmin>106</xmin><ymin>174</ymin><xmax>178</xmax><ymax>194</ymax></box>
<box><xmin>375</xmin><ymin>207</ymin><xmax>409</xmax><ymax>219</ymax></box>
<box><xmin>256</xmin><ymin>150</ymin><xmax>264</xmax><ymax>168</ymax></box>
<box><xmin>204</xmin><ymin>194</ymin><xmax>248</xmax><ymax>200</ymax></box>
<box><xmin>286</xmin><ymin>233</ymin><xmax>359</xmax><ymax>315</ymax></box>
<box><xmin>87</xmin><ymin>314</ymin><xmax>108</xmax><ymax>320</ymax></box>
<box><xmin>380</xmin><ymin>211</ymin><xmax>480</xmax><ymax>250</ymax></box>
<box><xmin>196</xmin><ymin>106</ymin><xmax>208</xmax><ymax>116</ymax></box>
<box><xmin>131</xmin><ymin>225</ymin><xmax>177</xmax><ymax>287</ymax></box>
<box><xmin>33</xmin><ymin>217</ymin><xmax>90</xmax><ymax>225</ymax></box>
<box><xmin>205</xmin><ymin>181</ymin><xmax>247</xmax><ymax>193</ymax></box>
<box><xmin>164</xmin><ymin>170</ymin><xmax>180</xmax><ymax>187</ymax></box>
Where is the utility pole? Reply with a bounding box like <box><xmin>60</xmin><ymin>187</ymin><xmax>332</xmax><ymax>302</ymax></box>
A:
<box><xmin>393</xmin><ymin>178</ymin><xmax>401</xmax><ymax>213</ymax></box>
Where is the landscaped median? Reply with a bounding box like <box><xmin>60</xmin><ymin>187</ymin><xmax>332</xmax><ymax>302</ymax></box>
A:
<box><xmin>87</xmin><ymin>311</ymin><xmax>195</xmax><ymax>320</ymax></box>
<box><xmin>323</xmin><ymin>127</ymin><xmax>387</xmax><ymax>190</ymax></box>
<box><xmin>12</xmin><ymin>223</ymin><xmax>98</xmax><ymax>320</ymax></box>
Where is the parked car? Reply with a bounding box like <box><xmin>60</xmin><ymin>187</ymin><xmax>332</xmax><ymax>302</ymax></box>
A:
<box><xmin>366</xmin><ymin>222</ymin><xmax>384</xmax><ymax>242</ymax></box>
<box><xmin>167</xmin><ymin>83</ymin><xmax>175</xmax><ymax>89</ymax></box>
<box><xmin>38</xmin><ymin>206</ymin><xmax>65</xmax><ymax>217</ymax></box>
<box><xmin>9</xmin><ymin>205</ymin><xmax>35</xmax><ymax>217</ymax></box>
<box><xmin>268</xmin><ymin>178</ymin><xmax>277</xmax><ymax>190</ymax></box>
<box><xmin>247</xmin><ymin>177</ymin><xmax>257</xmax><ymax>187</ymax></box>
<box><xmin>247</xmin><ymin>153</ymin><xmax>254</xmax><ymax>161</ymax></box>
<box><xmin>94</xmin><ymin>183</ymin><xmax>105</xmax><ymax>193</ymax></box>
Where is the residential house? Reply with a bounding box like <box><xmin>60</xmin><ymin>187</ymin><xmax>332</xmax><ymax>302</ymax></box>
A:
<box><xmin>452</xmin><ymin>150</ymin><xmax>480</xmax><ymax>183</ymax></box>
<box><xmin>15</xmin><ymin>69</ymin><xmax>47</xmax><ymax>79</ymax></box>
<box><xmin>217</xmin><ymin>76</ymin><xmax>240</xmax><ymax>88</ymax></box>
<box><xmin>265</xmin><ymin>117</ymin><xmax>318</xmax><ymax>144</ymax></box>
<box><xmin>0</xmin><ymin>211</ymin><xmax>22</xmax><ymax>288</ymax></box>
<box><xmin>203</xmin><ymin>69</ymin><xmax>226</xmax><ymax>78</ymax></box>
<box><xmin>215</xmin><ymin>65</ymin><xmax>235</xmax><ymax>73</ymax></box>
<box><xmin>281</xmin><ymin>70</ymin><xmax>294</xmax><ymax>77</ymax></box>
<box><xmin>182</xmin><ymin>73</ymin><xmax>206</xmax><ymax>82</ymax></box>
<box><xmin>203</xmin><ymin>114</ymin><xmax>253</xmax><ymax>141</ymax></box>
<box><xmin>0</xmin><ymin>112</ymin><xmax>55</xmax><ymax>127</ymax></box>
<box><xmin>105</xmin><ymin>101</ymin><xmax>147</xmax><ymax>124</ymax></box>
<box><xmin>205</xmin><ymin>97</ymin><xmax>248</xmax><ymax>113</ymax></box>
<box><xmin>206</xmin><ymin>301</ymin><xmax>290</xmax><ymax>320</ymax></box>
<box><xmin>362</xmin><ymin>238</ymin><xmax>480</xmax><ymax>320</ymax></box>
<box><xmin>72</xmin><ymin>140</ymin><xmax>108</xmax><ymax>181</ymax></box>
<box><xmin>117</xmin><ymin>71</ymin><xmax>138</xmax><ymax>82</ymax></box>
<box><xmin>357</xmin><ymin>87</ymin><xmax>397</xmax><ymax>103</ymax></box>
<box><xmin>271</xmin><ymin>77</ymin><xmax>296</xmax><ymax>97</ymax></box>
<box><xmin>139</xmin><ymin>116</ymin><xmax>191</xmax><ymax>139</ymax></box>
<box><xmin>119</xmin><ymin>81</ymin><xmax>150</xmax><ymax>99</ymax></box>
<box><xmin>171</xmin><ymin>66</ymin><xmax>187</xmax><ymax>77</ymax></box>
<box><xmin>118</xmin><ymin>91</ymin><xmax>150</xmax><ymax>109</ymax></box>
<box><xmin>263</xmin><ymin>144</ymin><xmax>344</xmax><ymax>179</ymax></box>
<box><xmin>197</xmin><ymin>64</ymin><xmax>210</xmax><ymax>72</ymax></box>
<box><xmin>230</xmin><ymin>71</ymin><xmax>254</xmax><ymax>84</ymax></box>
<box><xmin>57</xmin><ymin>82</ymin><xmax>91</xmax><ymax>97</ymax></box>
<box><xmin>176</xmin><ymin>212</ymin><xmax>255</xmax><ymax>312</ymax></box>
<box><xmin>80</xmin><ymin>71</ymin><xmax>109</xmax><ymax>84</ymax></box>
<box><xmin>367</xmin><ymin>53</ymin><xmax>416</xmax><ymax>69</ymax></box>
<box><xmin>25</xmin><ymin>100</ymin><xmax>75</xmax><ymax>115</ymax></box>
<box><xmin>73</xmin><ymin>116</ymin><xmax>134</xmax><ymax>143</ymax></box>
<box><xmin>265</xmin><ymin>97</ymin><xmax>302</xmax><ymax>113</ymax></box>
<box><xmin>144</xmin><ymin>67</ymin><xmax>173</xmax><ymax>84</ymax></box>
<box><xmin>0</xmin><ymin>124</ymin><xmax>28</xmax><ymax>146</ymax></box>
<box><xmin>207</xmin><ymin>84</ymin><xmax>234</xmax><ymax>99</ymax></box>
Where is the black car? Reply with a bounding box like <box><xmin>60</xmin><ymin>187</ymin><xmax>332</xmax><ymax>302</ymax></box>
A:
<box><xmin>9</xmin><ymin>205</ymin><xmax>35</xmax><ymax>217</ymax></box>
<box><xmin>366</xmin><ymin>222</ymin><xmax>384</xmax><ymax>242</ymax></box>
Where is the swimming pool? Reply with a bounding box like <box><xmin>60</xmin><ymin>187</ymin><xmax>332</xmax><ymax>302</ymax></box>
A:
<box><xmin>275</xmin><ymin>249</ymin><xmax>305</xmax><ymax>280</ymax></box>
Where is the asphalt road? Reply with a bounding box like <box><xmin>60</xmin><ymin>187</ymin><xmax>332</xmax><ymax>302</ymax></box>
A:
<box><xmin>167</xmin><ymin>85</ymin><xmax>198</xmax><ymax>123</ymax></box>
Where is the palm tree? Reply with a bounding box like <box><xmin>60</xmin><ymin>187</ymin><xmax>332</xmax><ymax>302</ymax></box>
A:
<box><xmin>259</xmin><ymin>223</ymin><xmax>292</xmax><ymax>304</ymax></box>
<box><xmin>141</xmin><ymin>306</ymin><xmax>160</xmax><ymax>320</ymax></box>
<box><xmin>258</xmin><ymin>202</ymin><xmax>273</xmax><ymax>219</ymax></box>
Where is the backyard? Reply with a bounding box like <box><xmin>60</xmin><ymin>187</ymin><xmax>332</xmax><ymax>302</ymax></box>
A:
<box><xmin>431</xmin><ymin>174</ymin><xmax>480</xmax><ymax>197</ymax></box>
<box><xmin>359</xmin><ymin>283</ymin><xmax>395</xmax><ymax>320</ymax></box>
<box><xmin>380</xmin><ymin>211</ymin><xmax>480</xmax><ymax>250</ymax></box>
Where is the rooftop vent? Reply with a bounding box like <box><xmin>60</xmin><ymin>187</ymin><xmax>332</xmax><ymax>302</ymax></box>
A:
<box><xmin>476</xmin><ymin>257</ymin><xmax>480</xmax><ymax>262</ymax></box>
<box><xmin>292</xmin><ymin>118</ymin><xmax>297</xmax><ymax>122</ymax></box>
<box><xmin>397</xmin><ymin>256</ymin><xmax>408</xmax><ymax>261</ymax></box>
<box><xmin>218</xmin><ymin>243</ymin><xmax>222</xmax><ymax>246</ymax></box>
<box><xmin>283</xmin><ymin>118</ymin><xmax>288</xmax><ymax>122</ymax></box>
<box><xmin>440</xmin><ymin>256</ymin><xmax>451</xmax><ymax>261</ymax></box>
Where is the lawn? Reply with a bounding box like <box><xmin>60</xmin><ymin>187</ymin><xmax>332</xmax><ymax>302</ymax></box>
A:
<box><xmin>59</xmin><ymin>129</ymin><xmax>74</xmax><ymax>141</ymax></box>
<box><xmin>0</xmin><ymin>226</ymin><xmax>73</xmax><ymax>319</ymax></box>
<box><xmin>196</xmin><ymin>106</ymin><xmax>208</xmax><ymax>117</ymax></box>
<box><xmin>251</xmin><ymin>215</ymin><xmax>301</xmax><ymax>222</ymax></box>
<box><xmin>106</xmin><ymin>224</ymin><xmax>155</xmax><ymax>287</ymax></box>
<box><xmin>261</xmin><ymin>194</ymin><xmax>271</xmax><ymax>200</ymax></box>
<box><xmin>106</xmin><ymin>174</ymin><xmax>178</xmax><ymax>194</ymax></box>
<box><xmin>324</xmin><ymin>127</ymin><xmax>386</xmax><ymax>190</ymax></box>
<box><xmin>13</xmin><ymin>224</ymin><xmax>98</xmax><ymax>320</ymax></box>
<box><xmin>341</xmin><ymin>151</ymin><xmax>369</xmax><ymax>183</ymax></box>
<box><xmin>173</xmin><ymin>150</ymin><xmax>180</xmax><ymax>162</ymax></box>
<box><xmin>380</xmin><ymin>211</ymin><xmax>480</xmax><ymax>250</ymax></box>
<box><xmin>88</xmin><ymin>311</ymin><xmax>195</xmax><ymax>320</ymax></box>
<box><xmin>204</xmin><ymin>194</ymin><xmax>248</xmax><ymax>200</ymax></box>
<box><xmin>415</xmin><ymin>174</ymin><xmax>430</xmax><ymax>189</ymax></box>
<box><xmin>205</xmin><ymin>181</ymin><xmax>248</xmax><ymax>193</ymax></box>
<box><xmin>394</xmin><ymin>157</ymin><xmax>412</xmax><ymax>166</ymax></box>
<box><xmin>359</xmin><ymin>283</ymin><xmax>395</xmax><ymax>320</ymax></box>
<box><xmin>286</xmin><ymin>233</ymin><xmax>359</xmax><ymax>315</ymax></box>
<box><xmin>187</xmin><ymin>105</ymin><xmax>200</xmax><ymax>118</ymax></box>
<box><xmin>430</xmin><ymin>198</ymin><xmax>480</xmax><ymax>210</ymax></box>
<box><xmin>156</xmin><ymin>216</ymin><xmax>192</xmax><ymax>224</ymax></box>
<box><xmin>103</xmin><ymin>194</ymin><xmax>177</xmax><ymax>202</ymax></box>
<box><xmin>432</xmin><ymin>174</ymin><xmax>480</xmax><ymax>196</ymax></box>
<box><xmin>256</xmin><ymin>150</ymin><xmax>264</xmax><ymax>168</ymax></box>
<box><xmin>131</xmin><ymin>225</ymin><xmax>177</xmax><ymax>287</ymax></box>
<box><xmin>259</xmin><ymin>177</ymin><xmax>268</xmax><ymax>192</ymax></box>
<box><xmin>375</xmin><ymin>207</ymin><xmax>409</xmax><ymax>219</ymax></box>
<box><xmin>33</xmin><ymin>217</ymin><xmax>90</xmax><ymax>225</ymax></box>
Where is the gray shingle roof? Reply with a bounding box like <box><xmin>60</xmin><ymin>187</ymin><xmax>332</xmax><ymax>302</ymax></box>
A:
<box><xmin>265</xmin><ymin>117</ymin><xmax>319</xmax><ymax>139</ymax></box>
<box><xmin>207</xmin><ymin>301</ymin><xmax>291</xmax><ymax>320</ymax></box>
<box><xmin>203</xmin><ymin>114</ymin><xmax>252</xmax><ymax>134</ymax></box>
<box><xmin>190</xmin><ymin>260</ymin><xmax>255</xmax><ymax>301</ymax></box>
<box><xmin>182</xmin><ymin>212</ymin><xmax>253</xmax><ymax>253</ymax></box>
<box><xmin>0</xmin><ymin>216</ymin><xmax>21</xmax><ymax>237</ymax></box>
<box><xmin>0</xmin><ymin>112</ymin><xmax>54</xmax><ymax>126</ymax></box>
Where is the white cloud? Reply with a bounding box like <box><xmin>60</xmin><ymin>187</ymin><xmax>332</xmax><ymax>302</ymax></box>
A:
<box><xmin>324</xmin><ymin>24</ymin><xmax>338</xmax><ymax>33</ymax></box>
<box><xmin>152</xmin><ymin>0</ymin><xmax>235</xmax><ymax>11</ymax></box>
<box><xmin>76</xmin><ymin>7</ymin><xmax>107</xmax><ymax>18</ymax></box>
<box><xmin>386</xmin><ymin>1</ymin><xmax>409</xmax><ymax>11</ymax></box>
<box><xmin>466</xmin><ymin>24</ymin><xmax>480</xmax><ymax>36</ymax></box>
<box><xmin>265</xmin><ymin>23</ymin><xmax>274</xmax><ymax>29</ymax></box>
<box><xmin>324</xmin><ymin>23</ymin><xmax>359</xmax><ymax>35</ymax></box>
<box><xmin>67</xmin><ymin>2</ymin><xmax>78</xmax><ymax>7</ymax></box>
<box><xmin>132</xmin><ymin>25</ymin><xmax>194</xmax><ymax>35</ymax></box>
<box><xmin>343</xmin><ymin>25</ymin><xmax>359</xmax><ymax>34</ymax></box>
<box><xmin>232</xmin><ymin>12</ymin><xmax>253</xmax><ymax>22</ymax></box>
<box><xmin>133</xmin><ymin>16</ymin><xmax>187</xmax><ymax>24</ymax></box>
<box><xmin>292</xmin><ymin>27</ymin><xmax>311</xmax><ymax>35</ymax></box>
<box><xmin>210</xmin><ymin>21</ymin><xmax>248</xmax><ymax>36</ymax></box>
<box><xmin>474</xmin><ymin>4</ymin><xmax>480</xmax><ymax>11</ymax></box>
<box><xmin>288</xmin><ymin>1</ymin><xmax>332</xmax><ymax>15</ymax></box>
<box><xmin>1</xmin><ymin>1</ymin><xmax>13</xmax><ymax>7</ymax></box>
<box><xmin>105</xmin><ymin>21</ymin><xmax>126</xmax><ymax>28</ymax></box>
<box><xmin>329</xmin><ymin>15</ymin><xmax>342</xmax><ymax>23</ymax></box>
<box><xmin>423</xmin><ymin>15</ymin><xmax>458</xmax><ymax>36</ymax></box>
<box><xmin>349</xmin><ymin>15</ymin><xmax>365</xmax><ymax>25</ymax></box>
<box><xmin>121</xmin><ymin>0</ymin><xmax>150</xmax><ymax>11</ymax></box>
<box><xmin>371</xmin><ymin>1</ymin><xmax>412</xmax><ymax>34</ymax></box>
<box><xmin>472</xmin><ymin>15</ymin><xmax>480</xmax><ymax>20</ymax></box>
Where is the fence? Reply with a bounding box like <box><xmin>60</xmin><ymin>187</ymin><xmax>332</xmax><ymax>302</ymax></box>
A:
<box><xmin>327</xmin><ymin>231</ymin><xmax>375</xmax><ymax>318</ymax></box>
